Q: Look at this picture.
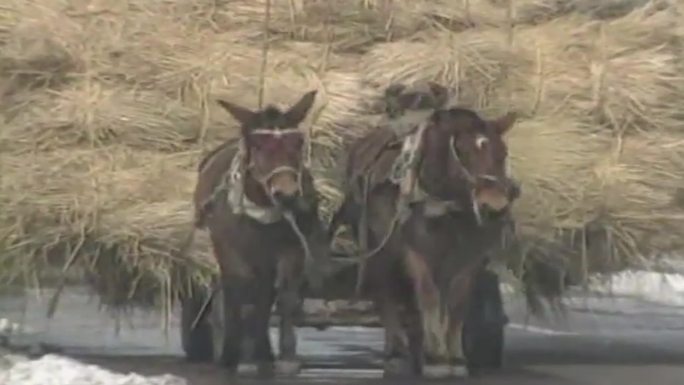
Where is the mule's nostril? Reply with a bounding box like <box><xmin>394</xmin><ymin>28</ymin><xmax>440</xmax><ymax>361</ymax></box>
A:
<box><xmin>272</xmin><ymin>190</ymin><xmax>285</xmax><ymax>202</ymax></box>
<box><xmin>271</xmin><ymin>189</ymin><xmax>300</xmax><ymax>207</ymax></box>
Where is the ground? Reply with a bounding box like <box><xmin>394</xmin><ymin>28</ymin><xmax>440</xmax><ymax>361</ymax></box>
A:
<box><xmin>2</xmin><ymin>278</ymin><xmax>684</xmax><ymax>384</ymax></box>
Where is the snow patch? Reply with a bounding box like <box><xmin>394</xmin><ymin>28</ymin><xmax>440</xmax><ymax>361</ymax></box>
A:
<box><xmin>0</xmin><ymin>319</ymin><xmax>23</xmax><ymax>335</ymax></box>
<box><xmin>587</xmin><ymin>271</ymin><xmax>684</xmax><ymax>307</ymax></box>
<box><xmin>0</xmin><ymin>354</ymin><xmax>187</xmax><ymax>385</ymax></box>
<box><xmin>497</xmin><ymin>270</ymin><xmax>684</xmax><ymax>308</ymax></box>
<box><xmin>507</xmin><ymin>323</ymin><xmax>578</xmax><ymax>336</ymax></box>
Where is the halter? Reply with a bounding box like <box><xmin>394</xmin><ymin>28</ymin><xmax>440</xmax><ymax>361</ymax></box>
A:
<box><xmin>250</xmin><ymin>128</ymin><xmax>302</xmax><ymax>136</ymax></box>
<box><xmin>448</xmin><ymin>135</ymin><xmax>504</xmax><ymax>226</ymax></box>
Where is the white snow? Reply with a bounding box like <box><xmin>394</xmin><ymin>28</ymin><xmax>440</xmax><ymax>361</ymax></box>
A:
<box><xmin>507</xmin><ymin>323</ymin><xmax>578</xmax><ymax>336</ymax></box>
<box><xmin>586</xmin><ymin>270</ymin><xmax>684</xmax><ymax>307</ymax></box>
<box><xmin>498</xmin><ymin>270</ymin><xmax>684</xmax><ymax>307</ymax></box>
<box><xmin>0</xmin><ymin>354</ymin><xmax>187</xmax><ymax>385</ymax></box>
<box><xmin>0</xmin><ymin>319</ymin><xmax>23</xmax><ymax>335</ymax></box>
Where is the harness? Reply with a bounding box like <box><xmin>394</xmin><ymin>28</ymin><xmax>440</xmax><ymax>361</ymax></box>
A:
<box><xmin>389</xmin><ymin>124</ymin><xmax>464</xmax><ymax>219</ymax></box>
<box><xmin>226</xmin><ymin>147</ymin><xmax>284</xmax><ymax>224</ymax></box>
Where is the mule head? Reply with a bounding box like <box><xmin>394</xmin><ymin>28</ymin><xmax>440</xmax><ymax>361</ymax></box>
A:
<box><xmin>421</xmin><ymin>108</ymin><xmax>518</xmax><ymax>220</ymax></box>
<box><xmin>384</xmin><ymin>81</ymin><xmax>449</xmax><ymax>118</ymax></box>
<box><xmin>217</xmin><ymin>90</ymin><xmax>317</xmax><ymax>209</ymax></box>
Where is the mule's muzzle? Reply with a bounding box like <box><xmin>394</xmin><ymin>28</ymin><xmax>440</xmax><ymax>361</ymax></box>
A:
<box><xmin>474</xmin><ymin>177</ymin><xmax>518</xmax><ymax>213</ymax></box>
<box><xmin>272</xmin><ymin>188</ymin><xmax>301</xmax><ymax>208</ymax></box>
<box><xmin>268</xmin><ymin>170</ymin><xmax>301</xmax><ymax>209</ymax></box>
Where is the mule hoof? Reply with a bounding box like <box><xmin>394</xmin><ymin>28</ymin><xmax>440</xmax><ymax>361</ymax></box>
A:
<box><xmin>236</xmin><ymin>363</ymin><xmax>259</xmax><ymax>376</ymax></box>
<box><xmin>423</xmin><ymin>364</ymin><xmax>468</xmax><ymax>379</ymax></box>
<box><xmin>236</xmin><ymin>362</ymin><xmax>274</xmax><ymax>378</ymax></box>
<box><xmin>275</xmin><ymin>359</ymin><xmax>302</xmax><ymax>376</ymax></box>
<box><xmin>452</xmin><ymin>364</ymin><xmax>469</xmax><ymax>378</ymax></box>
<box><xmin>383</xmin><ymin>358</ymin><xmax>412</xmax><ymax>378</ymax></box>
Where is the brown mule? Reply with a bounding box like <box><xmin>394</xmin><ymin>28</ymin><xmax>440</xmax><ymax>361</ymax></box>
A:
<box><xmin>331</xmin><ymin>83</ymin><xmax>519</xmax><ymax>379</ymax></box>
<box><xmin>193</xmin><ymin>90</ymin><xmax>330</xmax><ymax>378</ymax></box>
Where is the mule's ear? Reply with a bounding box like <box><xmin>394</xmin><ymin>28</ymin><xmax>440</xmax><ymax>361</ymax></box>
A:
<box><xmin>284</xmin><ymin>90</ymin><xmax>318</xmax><ymax>127</ymax></box>
<box><xmin>427</xmin><ymin>82</ymin><xmax>449</xmax><ymax>108</ymax></box>
<box><xmin>217</xmin><ymin>99</ymin><xmax>257</xmax><ymax>127</ymax></box>
<box><xmin>490</xmin><ymin>112</ymin><xmax>517</xmax><ymax>135</ymax></box>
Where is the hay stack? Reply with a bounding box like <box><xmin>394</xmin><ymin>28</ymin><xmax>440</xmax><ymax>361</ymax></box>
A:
<box><xmin>510</xmin><ymin>4</ymin><xmax>684</xmax><ymax>132</ymax></box>
<box><xmin>0</xmin><ymin>84</ymin><xmax>208</xmax><ymax>152</ymax></box>
<box><xmin>363</xmin><ymin>3</ymin><xmax>684</xmax><ymax>131</ymax></box>
<box><xmin>362</xmin><ymin>29</ymin><xmax>520</xmax><ymax>110</ymax></box>
<box><xmin>0</xmin><ymin>146</ymin><xmax>215</xmax><ymax>306</ymax></box>
<box><xmin>506</xmin><ymin>116</ymin><xmax>612</xmax><ymax>231</ymax></box>
<box><xmin>593</xmin><ymin>133</ymin><xmax>684</xmax><ymax>257</ymax></box>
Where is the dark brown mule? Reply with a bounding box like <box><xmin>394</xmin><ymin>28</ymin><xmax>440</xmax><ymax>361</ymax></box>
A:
<box><xmin>331</xmin><ymin>84</ymin><xmax>519</xmax><ymax>378</ymax></box>
<box><xmin>193</xmin><ymin>90</ymin><xmax>329</xmax><ymax>377</ymax></box>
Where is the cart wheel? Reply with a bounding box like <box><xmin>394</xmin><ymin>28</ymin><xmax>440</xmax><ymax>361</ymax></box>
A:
<box><xmin>180</xmin><ymin>289</ymin><xmax>213</xmax><ymax>362</ymax></box>
<box><xmin>463</xmin><ymin>269</ymin><xmax>506</xmax><ymax>374</ymax></box>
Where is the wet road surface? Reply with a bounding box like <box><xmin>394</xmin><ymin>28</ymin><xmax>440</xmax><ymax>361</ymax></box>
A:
<box><xmin>2</xmin><ymin>286</ymin><xmax>684</xmax><ymax>384</ymax></box>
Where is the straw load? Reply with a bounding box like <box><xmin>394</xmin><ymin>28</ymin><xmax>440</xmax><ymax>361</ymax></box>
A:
<box><xmin>1</xmin><ymin>0</ymin><xmax>684</xmax><ymax>310</ymax></box>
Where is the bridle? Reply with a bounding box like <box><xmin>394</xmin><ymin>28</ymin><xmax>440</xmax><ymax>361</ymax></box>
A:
<box><xmin>448</xmin><ymin>135</ymin><xmax>506</xmax><ymax>226</ymax></box>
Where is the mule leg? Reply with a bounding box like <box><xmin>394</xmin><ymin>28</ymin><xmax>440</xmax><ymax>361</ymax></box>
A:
<box><xmin>403</xmin><ymin>297</ymin><xmax>424</xmax><ymax>375</ymax></box>
<box><xmin>210</xmin><ymin>232</ymin><xmax>252</xmax><ymax>373</ymax></box>
<box><xmin>403</xmin><ymin>248</ymin><xmax>452</xmax><ymax>379</ymax></box>
<box><xmin>275</xmin><ymin>256</ymin><xmax>304</xmax><ymax>376</ymax></box>
<box><xmin>374</xmin><ymin>292</ymin><xmax>413</xmax><ymax>378</ymax></box>
<box><xmin>446</xmin><ymin>267</ymin><xmax>478</xmax><ymax>377</ymax></box>
<box><xmin>217</xmin><ymin>278</ymin><xmax>245</xmax><ymax>373</ymax></box>
<box><xmin>236</xmin><ymin>271</ymin><xmax>277</xmax><ymax>378</ymax></box>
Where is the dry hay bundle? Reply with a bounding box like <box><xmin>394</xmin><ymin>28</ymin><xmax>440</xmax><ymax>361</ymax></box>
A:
<box><xmin>202</xmin><ymin>0</ymin><xmax>662</xmax><ymax>51</ymax></box>
<box><xmin>0</xmin><ymin>0</ymin><xmax>140</xmax><ymax>96</ymax></box>
<box><xmin>592</xmin><ymin>133</ymin><xmax>684</xmax><ymax>259</ymax></box>
<box><xmin>508</xmin><ymin>0</ymin><xmax>662</xmax><ymax>24</ymax></box>
<box><xmin>0</xmin><ymin>147</ymin><xmax>215</xmax><ymax>305</ymax></box>
<box><xmin>1</xmin><ymin>82</ymin><xmax>211</xmax><ymax>153</ymax></box>
<box><xmin>509</xmin><ymin>3</ymin><xmax>684</xmax><ymax>132</ymax></box>
<box><xmin>362</xmin><ymin>0</ymin><xmax>661</xmax><ymax>40</ymax></box>
<box><xmin>362</xmin><ymin>29</ymin><xmax>521</xmax><ymax>110</ymax></box>
<box><xmin>362</xmin><ymin>1</ymin><xmax>684</xmax><ymax>131</ymax></box>
<box><xmin>105</xmin><ymin>30</ymin><xmax>377</xmax><ymax>144</ymax></box>
<box><xmin>200</xmin><ymin>0</ymin><xmax>403</xmax><ymax>51</ymax></box>
<box><xmin>506</xmin><ymin>115</ymin><xmax>612</xmax><ymax>237</ymax></box>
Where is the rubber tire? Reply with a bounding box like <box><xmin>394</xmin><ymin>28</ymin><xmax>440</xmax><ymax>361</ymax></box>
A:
<box><xmin>463</xmin><ymin>269</ymin><xmax>506</xmax><ymax>374</ymax></box>
<box><xmin>180</xmin><ymin>289</ymin><xmax>214</xmax><ymax>362</ymax></box>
